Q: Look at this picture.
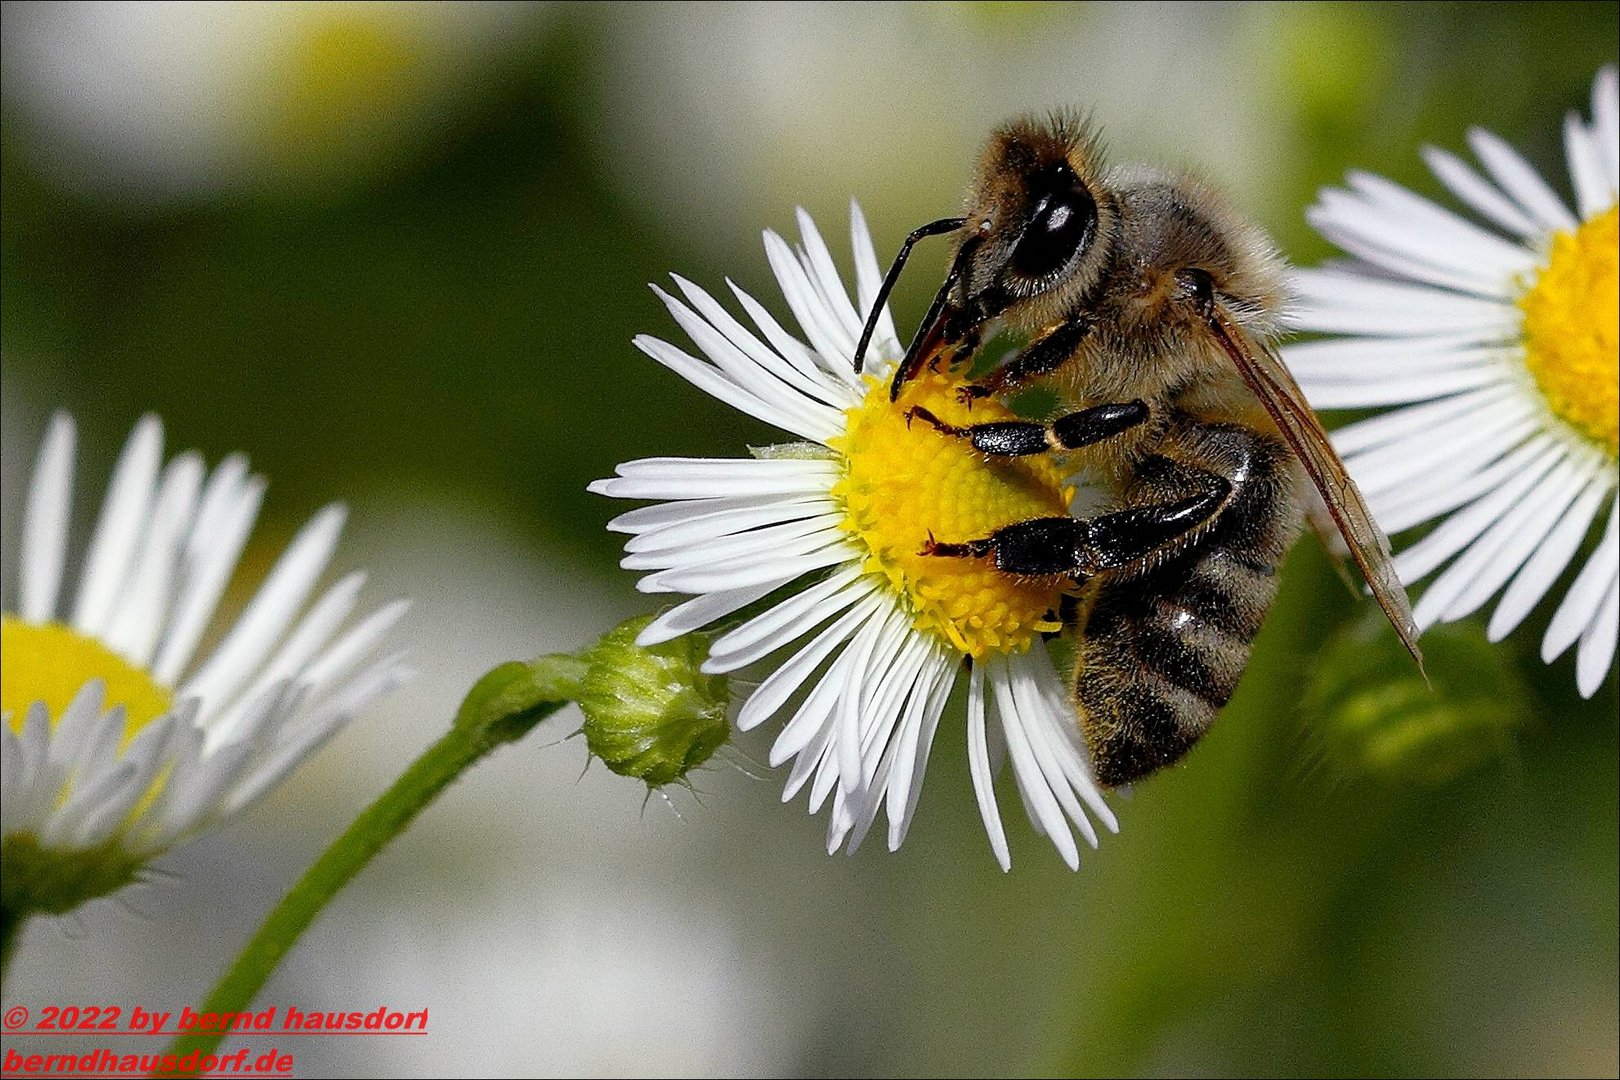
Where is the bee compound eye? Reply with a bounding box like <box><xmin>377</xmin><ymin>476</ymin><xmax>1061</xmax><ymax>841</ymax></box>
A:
<box><xmin>1009</xmin><ymin>182</ymin><xmax>1097</xmax><ymax>284</ymax></box>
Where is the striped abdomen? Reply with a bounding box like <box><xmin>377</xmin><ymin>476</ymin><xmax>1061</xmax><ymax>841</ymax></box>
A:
<box><xmin>1073</xmin><ymin>422</ymin><xmax>1301</xmax><ymax>787</ymax></box>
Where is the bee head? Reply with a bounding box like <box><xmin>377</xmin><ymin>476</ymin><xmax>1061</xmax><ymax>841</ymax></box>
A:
<box><xmin>852</xmin><ymin>114</ymin><xmax>1118</xmax><ymax>399</ymax></box>
<box><xmin>950</xmin><ymin>115</ymin><xmax>1115</xmax><ymax>333</ymax></box>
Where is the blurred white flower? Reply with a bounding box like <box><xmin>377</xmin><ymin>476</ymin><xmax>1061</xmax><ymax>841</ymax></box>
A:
<box><xmin>2</xmin><ymin>411</ymin><xmax>409</xmax><ymax>909</ymax></box>
<box><xmin>0</xmin><ymin>1</ymin><xmax>547</xmax><ymax>201</ymax></box>
<box><xmin>1287</xmin><ymin>66</ymin><xmax>1618</xmax><ymax>698</ymax></box>
<box><xmin>593</xmin><ymin>205</ymin><xmax>1115</xmax><ymax>871</ymax></box>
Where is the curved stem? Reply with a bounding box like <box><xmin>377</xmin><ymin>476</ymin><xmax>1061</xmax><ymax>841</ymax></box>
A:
<box><xmin>156</xmin><ymin>655</ymin><xmax>586</xmax><ymax>1073</ymax></box>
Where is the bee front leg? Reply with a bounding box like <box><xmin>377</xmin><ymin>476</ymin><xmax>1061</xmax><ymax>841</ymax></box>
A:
<box><xmin>925</xmin><ymin>479</ymin><xmax>1231</xmax><ymax>581</ymax></box>
<box><xmin>956</xmin><ymin>313</ymin><xmax>1094</xmax><ymax>404</ymax></box>
<box><xmin>907</xmin><ymin>400</ymin><xmax>1148</xmax><ymax>457</ymax></box>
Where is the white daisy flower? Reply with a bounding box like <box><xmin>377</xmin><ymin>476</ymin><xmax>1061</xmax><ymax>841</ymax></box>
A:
<box><xmin>1287</xmin><ymin>66</ymin><xmax>1619</xmax><ymax>699</ymax></box>
<box><xmin>590</xmin><ymin>205</ymin><xmax>1117</xmax><ymax>871</ymax></box>
<box><xmin>2</xmin><ymin>411</ymin><xmax>410</xmax><ymax>910</ymax></box>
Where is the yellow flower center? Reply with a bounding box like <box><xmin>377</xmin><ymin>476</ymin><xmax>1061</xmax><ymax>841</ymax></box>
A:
<box><xmin>1</xmin><ymin>616</ymin><xmax>173</xmax><ymax>742</ymax></box>
<box><xmin>829</xmin><ymin>370</ymin><xmax>1075</xmax><ymax>658</ymax></box>
<box><xmin>1519</xmin><ymin>205</ymin><xmax>1619</xmax><ymax>457</ymax></box>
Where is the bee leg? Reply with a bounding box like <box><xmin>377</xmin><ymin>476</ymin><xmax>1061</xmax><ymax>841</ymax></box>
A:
<box><xmin>907</xmin><ymin>400</ymin><xmax>1147</xmax><ymax>457</ymax></box>
<box><xmin>925</xmin><ymin>479</ymin><xmax>1231</xmax><ymax>581</ymax></box>
<box><xmin>957</xmin><ymin>314</ymin><xmax>1094</xmax><ymax>404</ymax></box>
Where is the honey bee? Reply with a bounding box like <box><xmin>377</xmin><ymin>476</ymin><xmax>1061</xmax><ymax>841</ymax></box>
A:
<box><xmin>853</xmin><ymin>114</ymin><xmax>1423</xmax><ymax>787</ymax></box>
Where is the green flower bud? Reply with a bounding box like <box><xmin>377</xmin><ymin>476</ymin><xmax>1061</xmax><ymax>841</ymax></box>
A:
<box><xmin>1304</xmin><ymin>611</ymin><xmax>1529</xmax><ymax>788</ymax></box>
<box><xmin>577</xmin><ymin>615</ymin><xmax>730</xmax><ymax>788</ymax></box>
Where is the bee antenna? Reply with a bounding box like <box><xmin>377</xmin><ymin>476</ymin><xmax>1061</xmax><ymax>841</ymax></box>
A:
<box><xmin>853</xmin><ymin>216</ymin><xmax>966</xmax><ymax>374</ymax></box>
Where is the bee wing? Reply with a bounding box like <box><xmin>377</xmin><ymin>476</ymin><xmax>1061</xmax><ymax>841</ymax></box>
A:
<box><xmin>1206</xmin><ymin>310</ymin><xmax>1425</xmax><ymax>671</ymax></box>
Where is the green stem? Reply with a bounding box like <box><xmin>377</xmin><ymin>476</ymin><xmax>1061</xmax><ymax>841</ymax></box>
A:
<box><xmin>156</xmin><ymin>655</ymin><xmax>587</xmax><ymax>1074</ymax></box>
<box><xmin>2</xmin><ymin>905</ymin><xmax>24</xmax><ymax>990</ymax></box>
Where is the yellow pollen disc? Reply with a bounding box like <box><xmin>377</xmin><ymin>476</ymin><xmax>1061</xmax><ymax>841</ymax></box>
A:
<box><xmin>2</xmin><ymin>616</ymin><xmax>173</xmax><ymax>743</ymax></box>
<box><xmin>1519</xmin><ymin>205</ymin><xmax>1619</xmax><ymax>457</ymax></box>
<box><xmin>830</xmin><ymin>370</ymin><xmax>1076</xmax><ymax>658</ymax></box>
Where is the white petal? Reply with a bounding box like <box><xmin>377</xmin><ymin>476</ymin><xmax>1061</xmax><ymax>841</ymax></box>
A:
<box><xmin>1438</xmin><ymin>454</ymin><xmax>1600</xmax><ymax>622</ymax></box>
<box><xmin>1008</xmin><ymin>653</ymin><xmax>1098</xmax><ymax>850</ymax></box>
<box><xmin>1309</xmin><ymin>188</ymin><xmax>1529</xmax><ymax>296</ymax></box>
<box><xmin>1301</xmin><ymin>364</ymin><xmax>1500</xmax><ymax>409</ymax></box>
<box><xmin>43</xmin><ymin>676</ymin><xmax>107</xmax><ymax>775</ymax></box>
<box><xmin>207</xmin><ymin>573</ymin><xmax>364</xmax><ymax>738</ymax></box>
<box><xmin>101</xmin><ymin>451</ymin><xmax>205</xmax><ymax>666</ymax></box>
<box><xmin>1490</xmin><ymin>468</ymin><xmax>1613</xmax><ymax>640</ymax></box>
<box><xmin>653</xmin><ymin>282</ymin><xmax>843</xmax><ymax>436</ymax></box>
<box><xmin>886</xmin><ymin>651</ymin><xmax>955</xmax><ymax>850</ymax></box>
<box><xmin>1291</xmin><ymin>269</ymin><xmax>1520</xmax><ymax>337</ymax></box>
<box><xmin>729</xmin><ymin>278</ymin><xmax>862</xmax><ymax>390</ymax></box>
<box><xmin>966</xmin><ymin>662</ymin><xmax>1010</xmax><ymax>872</ymax></box>
<box><xmin>1394</xmin><ymin>439</ymin><xmax>1563</xmax><ymax>586</ymax></box>
<box><xmin>638</xmin><ymin>537</ymin><xmax>855</xmax><ymax>594</ymax></box>
<box><xmin>705</xmin><ymin>567</ymin><xmax>870</xmax><ymax>671</ymax></box>
<box><xmin>763</xmin><ymin>229</ymin><xmax>856</xmax><ymax>373</ymax></box>
<box><xmin>1331</xmin><ymin>383</ymin><xmax>1515</xmax><ymax>456</ymax></box>
<box><xmin>296</xmin><ymin>597</ymin><xmax>411</xmax><ymax>702</ymax></box>
<box><xmin>151</xmin><ymin>469</ymin><xmax>265</xmax><ymax>685</ymax></box>
<box><xmin>1543</xmin><ymin>496</ymin><xmax>1620</xmax><ymax>663</ymax></box>
<box><xmin>1594</xmin><ymin>65</ymin><xmax>1619</xmax><ymax>193</ymax></box>
<box><xmin>1412</xmin><ymin>448</ymin><xmax>1580</xmax><ymax>626</ymax></box>
<box><xmin>632</xmin><ymin>333</ymin><xmax>832</xmax><ymax>440</ymax></box>
<box><xmin>1348</xmin><ymin>398</ymin><xmax>1535</xmax><ymax>500</ymax></box>
<box><xmin>40</xmin><ymin>758</ymin><xmax>137</xmax><ymax>848</ymax></box>
<box><xmin>1031</xmin><ymin>651</ymin><xmax>1117</xmax><ymax>833</ymax></box>
<box><xmin>667</xmin><ymin>274</ymin><xmax>847</xmax><ymax>407</ymax></box>
<box><xmin>18</xmin><ymin>411</ymin><xmax>76</xmax><ymax>623</ymax></box>
<box><xmin>0</xmin><ymin>726</ymin><xmax>23</xmax><ymax>835</ymax></box>
<box><xmin>622</xmin><ymin>514</ymin><xmax>842</xmax><ymax>571</ymax></box>
<box><xmin>12</xmin><ymin>703</ymin><xmax>56</xmax><ymax>833</ymax></box>
<box><xmin>836</xmin><ymin>604</ymin><xmax>910</xmax><ymax>795</ymax></box>
<box><xmin>991</xmin><ymin>656</ymin><xmax>1078</xmax><ymax>869</ymax></box>
<box><xmin>636</xmin><ymin>575</ymin><xmax>796</xmax><ymax>646</ymax></box>
<box><xmin>1467</xmin><ymin>126</ymin><xmax>1578</xmax><ymax>234</ymax></box>
<box><xmin>592</xmin><ymin>456</ymin><xmax>837</xmax><ymax>501</ymax></box>
<box><xmin>1374</xmin><ymin>431</ymin><xmax>1560</xmax><ymax>535</ymax></box>
<box><xmin>737</xmin><ymin>590</ymin><xmax>887</xmax><ymax>732</ymax></box>
<box><xmin>795</xmin><ymin>207</ymin><xmax>866</xmax><ymax>345</ymax></box>
<box><xmin>1565</xmin><ymin>110</ymin><xmax>1612</xmax><ymax>221</ymax></box>
<box><xmin>1286</xmin><ymin>334</ymin><xmax>1509</xmax><ymax>380</ymax></box>
<box><xmin>1421</xmin><ymin>145</ymin><xmax>1541</xmax><ymax>238</ymax></box>
<box><xmin>1342</xmin><ymin>170</ymin><xmax>1538</xmax><ymax>272</ymax></box>
<box><xmin>72</xmin><ymin>414</ymin><xmax>163</xmax><ymax>636</ymax></box>
<box><xmin>1576</xmin><ymin>576</ymin><xmax>1618</xmax><ymax>698</ymax></box>
<box><xmin>608</xmin><ymin>493</ymin><xmax>828</xmax><ymax>535</ymax></box>
<box><xmin>177</xmin><ymin>504</ymin><xmax>346</xmax><ymax>724</ymax></box>
<box><xmin>154</xmin><ymin>736</ymin><xmax>258</xmax><ymax>841</ymax></box>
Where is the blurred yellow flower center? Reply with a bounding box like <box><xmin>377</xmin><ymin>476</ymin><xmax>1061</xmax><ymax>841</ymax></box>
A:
<box><xmin>830</xmin><ymin>370</ymin><xmax>1074</xmax><ymax>658</ymax></box>
<box><xmin>1519</xmin><ymin>205</ymin><xmax>1618</xmax><ymax>457</ymax></box>
<box><xmin>1</xmin><ymin>616</ymin><xmax>172</xmax><ymax>742</ymax></box>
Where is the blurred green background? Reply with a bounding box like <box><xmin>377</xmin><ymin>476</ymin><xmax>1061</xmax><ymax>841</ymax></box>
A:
<box><xmin>2</xmin><ymin>2</ymin><xmax>1615</xmax><ymax>1076</ymax></box>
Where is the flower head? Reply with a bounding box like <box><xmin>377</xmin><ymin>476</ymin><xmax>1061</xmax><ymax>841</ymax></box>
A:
<box><xmin>2</xmin><ymin>412</ymin><xmax>410</xmax><ymax>914</ymax></box>
<box><xmin>1287</xmin><ymin>66</ymin><xmax>1619</xmax><ymax>699</ymax></box>
<box><xmin>591</xmin><ymin>206</ymin><xmax>1116</xmax><ymax>870</ymax></box>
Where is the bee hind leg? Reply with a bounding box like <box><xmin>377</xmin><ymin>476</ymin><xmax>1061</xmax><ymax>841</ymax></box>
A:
<box><xmin>907</xmin><ymin>400</ymin><xmax>1147</xmax><ymax>458</ymax></box>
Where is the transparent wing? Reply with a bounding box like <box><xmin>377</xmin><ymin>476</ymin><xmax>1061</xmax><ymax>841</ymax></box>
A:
<box><xmin>1207</xmin><ymin>310</ymin><xmax>1425</xmax><ymax>672</ymax></box>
